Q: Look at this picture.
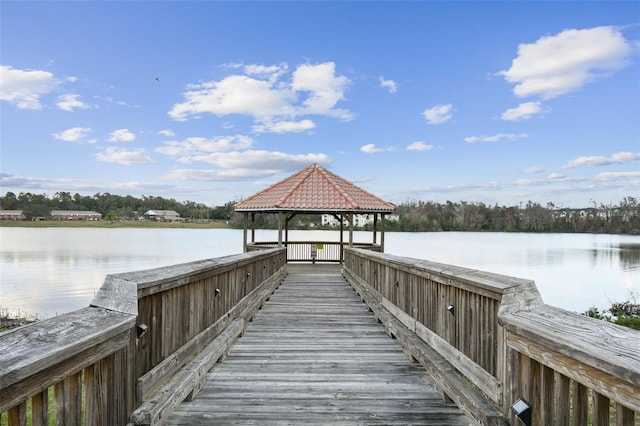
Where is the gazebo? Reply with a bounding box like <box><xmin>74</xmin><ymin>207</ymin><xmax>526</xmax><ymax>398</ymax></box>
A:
<box><xmin>234</xmin><ymin>163</ymin><xmax>396</xmax><ymax>263</ymax></box>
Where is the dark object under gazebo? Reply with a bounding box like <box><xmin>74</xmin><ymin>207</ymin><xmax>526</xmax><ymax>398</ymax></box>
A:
<box><xmin>233</xmin><ymin>163</ymin><xmax>396</xmax><ymax>263</ymax></box>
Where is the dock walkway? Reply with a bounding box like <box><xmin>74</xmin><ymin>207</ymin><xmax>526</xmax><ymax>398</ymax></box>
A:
<box><xmin>166</xmin><ymin>264</ymin><xmax>467</xmax><ymax>425</ymax></box>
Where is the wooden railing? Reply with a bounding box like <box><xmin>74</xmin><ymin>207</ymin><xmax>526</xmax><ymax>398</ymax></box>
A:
<box><xmin>247</xmin><ymin>240</ymin><xmax>382</xmax><ymax>262</ymax></box>
<box><xmin>0</xmin><ymin>248</ymin><xmax>287</xmax><ymax>426</ymax></box>
<box><xmin>342</xmin><ymin>247</ymin><xmax>640</xmax><ymax>425</ymax></box>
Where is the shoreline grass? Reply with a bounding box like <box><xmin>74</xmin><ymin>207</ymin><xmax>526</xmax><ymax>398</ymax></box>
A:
<box><xmin>0</xmin><ymin>220</ymin><xmax>233</xmax><ymax>229</ymax></box>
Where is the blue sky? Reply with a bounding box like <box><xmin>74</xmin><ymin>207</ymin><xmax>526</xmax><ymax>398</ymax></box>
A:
<box><xmin>1</xmin><ymin>1</ymin><xmax>639</xmax><ymax>208</ymax></box>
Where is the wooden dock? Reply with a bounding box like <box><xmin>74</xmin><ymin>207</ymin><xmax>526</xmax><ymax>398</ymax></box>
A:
<box><xmin>166</xmin><ymin>264</ymin><xmax>468</xmax><ymax>425</ymax></box>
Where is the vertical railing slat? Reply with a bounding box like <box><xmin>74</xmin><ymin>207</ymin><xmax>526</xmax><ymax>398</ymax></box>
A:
<box><xmin>31</xmin><ymin>389</ymin><xmax>49</xmax><ymax>426</ymax></box>
<box><xmin>572</xmin><ymin>381</ymin><xmax>588</xmax><ymax>425</ymax></box>
<box><xmin>592</xmin><ymin>392</ymin><xmax>610</xmax><ymax>426</ymax></box>
<box><xmin>554</xmin><ymin>372</ymin><xmax>570</xmax><ymax>426</ymax></box>
<box><xmin>540</xmin><ymin>365</ymin><xmax>555</xmax><ymax>425</ymax></box>
<box><xmin>616</xmin><ymin>403</ymin><xmax>635</xmax><ymax>426</ymax></box>
<box><xmin>7</xmin><ymin>402</ymin><xmax>26</xmax><ymax>426</ymax></box>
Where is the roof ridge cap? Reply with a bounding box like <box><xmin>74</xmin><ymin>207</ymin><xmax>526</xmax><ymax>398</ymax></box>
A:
<box><xmin>276</xmin><ymin>164</ymin><xmax>316</xmax><ymax>207</ymax></box>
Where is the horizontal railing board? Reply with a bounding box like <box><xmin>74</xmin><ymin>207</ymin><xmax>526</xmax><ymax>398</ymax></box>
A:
<box><xmin>347</xmin><ymin>249</ymin><xmax>531</xmax><ymax>300</ymax></box>
<box><xmin>343</xmin><ymin>267</ymin><xmax>507</xmax><ymax>425</ymax></box>
<box><xmin>101</xmin><ymin>250</ymin><xmax>282</xmax><ymax>298</ymax></box>
<box><xmin>344</xmin><ymin>246</ymin><xmax>640</xmax><ymax>421</ymax></box>
<box><xmin>247</xmin><ymin>241</ymin><xmax>381</xmax><ymax>262</ymax></box>
<box><xmin>0</xmin><ymin>307</ymin><xmax>134</xmax><ymax>390</ymax></box>
<box><xmin>0</xmin><ymin>329</ymin><xmax>131</xmax><ymax>413</ymax></box>
<box><xmin>507</xmin><ymin>332</ymin><xmax>640</xmax><ymax>411</ymax></box>
<box><xmin>355</xmin><ymin>274</ymin><xmax>504</xmax><ymax>404</ymax></box>
<box><xmin>500</xmin><ymin>304</ymin><xmax>640</xmax><ymax>394</ymax></box>
<box><xmin>129</xmin><ymin>319</ymin><xmax>245</xmax><ymax>425</ymax></box>
<box><xmin>129</xmin><ymin>267</ymin><xmax>285</xmax><ymax>425</ymax></box>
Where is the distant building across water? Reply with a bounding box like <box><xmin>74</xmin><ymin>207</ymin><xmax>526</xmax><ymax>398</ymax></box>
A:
<box><xmin>321</xmin><ymin>213</ymin><xmax>399</xmax><ymax>228</ymax></box>
<box><xmin>144</xmin><ymin>210</ymin><xmax>183</xmax><ymax>222</ymax></box>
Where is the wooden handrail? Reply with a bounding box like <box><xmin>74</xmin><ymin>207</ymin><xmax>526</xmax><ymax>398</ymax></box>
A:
<box><xmin>247</xmin><ymin>240</ymin><xmax>382</xmax><ymax>262</ymax></box>
<box><xmin>0</xmin><ymin>248</ymin><xmax>287</xmax><ymax>426</ymax></box>
<box><xmin>342</xmin><ymin>247</ymin><xmax>639</xmax><ymax>425</ymax></box>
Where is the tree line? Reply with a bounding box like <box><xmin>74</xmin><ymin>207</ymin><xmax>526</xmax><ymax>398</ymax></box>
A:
<box><xmin>383</xmin><ymin>198</ymin><xmax>640</xmax><ymax>234</ymax></box>
<box><xmin>1</xmin><ymin>191</ymin><xmax>638</xmax><ymax>234</ymax></box>
<box><xmin>0</xmin><ymin>191</ymin><xmax>235</xmax><ymax>222</ymax></box>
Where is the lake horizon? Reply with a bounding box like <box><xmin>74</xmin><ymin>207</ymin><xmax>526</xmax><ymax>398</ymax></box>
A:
<box><xmin>1</xmin><ymin>228</ymin><xmax>638</xmax><ymax>320</ymax></box>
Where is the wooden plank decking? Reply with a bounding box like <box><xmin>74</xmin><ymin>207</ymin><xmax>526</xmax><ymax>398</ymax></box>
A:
<box><xmin>166</xmin><ymin>264</ymin><xmax>467</xmax><ymax>425</ymax></box>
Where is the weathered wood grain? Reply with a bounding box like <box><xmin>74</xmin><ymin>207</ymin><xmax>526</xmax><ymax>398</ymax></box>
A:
<box><xmin>501</xmin><ymin>305</ymin><xmax>640</xmax><ymax>387</ymax></box>
<box><xmin>133</xmin><ymin>249</ymin><xmax>286</xmax><ymax>380</ymax></box>
<box><xmin>344</xmin><ymin>246</ymin><xmax>640</xmax><ymax>423</ymax></box>
<box><xmin>135</xmin><ymin>267</ymin><xmax>285</xmax><ymax>404</ymax></box>
<box><xmin>0</xmin><ymin>314</ymin><xmax>133</xmax><ymax>413</ymax></box>
<box><xmin>344</xmin><ymin>267</ymin><xmax>507</xmax><ymax>425</ymax></box>
<box><xmin>165</xmin><ymin>265</ymin><xmax>468</xmax><ymax>425</ymax></box>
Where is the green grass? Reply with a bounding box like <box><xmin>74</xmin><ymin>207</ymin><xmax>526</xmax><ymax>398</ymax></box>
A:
<box><xmin>0</xmin><ymin>220</ymin><xmax>232</xmax><ymax>229</ymax></box>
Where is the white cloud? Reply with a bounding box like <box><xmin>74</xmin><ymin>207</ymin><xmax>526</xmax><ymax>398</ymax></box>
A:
<box><xmin>499</xmin><ymin>26</ymin><xmax>634</xmax><ymax>99</ymax></box>
<box><xmin>165</xmin><ymin>168</ymin><xmax>280</xmax><ymax>181</ymax></box>
<box><xmin>563</xmin><ymin>151</ymin><xmax>640</xmax><ymax>169</ymax></box>
<box><xmin>169</xmin><ymin>75</ymin><xmax>295</xmax><ymax>120</ymax></box>
<box><xmin>594</xmin><ymin>171</ymin><xmax>640</xmax><ymax>181</ymax></box>
<box><xmin>107</xmin><ymin>128</ymin><xmax>136</xmax><ymax>142</ymax></box>
<box><xmin>500</xmin><ymin>101</ymin><xmax>545</xmax><ymax>121</ymax></box>
<box><xmin>57</xmin><ymin>93</ymin><xmax>89</xmax><ymax>111</ymax></box>
<box><xmin>169</xmin><ymin>62</ymin><xmax>352</xmax><ymax>123</ymax></box>
<box><xmin>379</xmin><ymin>76</ymin><xmax>398</xmax><ymax>93</ymax></box>
<box><xmin>360</xmin><ymin>144</ymin><xmax>383</xmax><ymax>153</ymax></box>
<box><xmin>253</xmin><ymin>119</ymin><xmax>316</xmax><ymax>134</ymax></box>
<box><xmin>406</xmin><ymin>141</ymin><xmax>434</xmax><ymax>151</ymax></box>
<box><xmin>464</xmin><ymin>133</ymin><xmax>528</xmax><ymax>143</ymax></box>
<box><xmin>422</xmin><ymin>104</ymin><xmax>452</xmax><ymax>124</ymax></box>
<box><xmin>95</xmin><ymin>147</ymin><xmax>155</xmax><ymax>165</ymax></box>
<box><xmin>0</xmin><ymin>65</ymin><xmax>59</xmax><ymax>109</ymax></box>
<box><xmin>547</xmin><ymin>173</ymin><xmax>567</xmax><ymax>181</ymax></box>
<box><xmin>291</xmin><ymin>62</ymin><xmax>352</xmax><ymax>119</ymax></box>
<box><xmin>244</xmin><ymin>63</ymin><xmax>288</xmax><ymax>82</ymax></box>
<box><xmin>159</xmin><ymin>129</ymin><xmax>175</xmax><ymax>137</ymax></box>
<box><xmin>181</xmin><ymin>150</ymin><xmax>329</xmax><ymax>168</ymax></box>
<box><xmin>523</xmin><ymin>166</ymin><xmax>544</xmax><ymax>174</ymax></box>
<box><xmin>513</xmin><ymin>179</ymin><xmax>536</xmax><ymax>186</ymax></box>
<box><xmin>52</xmin><ymin>127</ymin><xmax>92</xmax><ymax>142</ymax></box>
<box><xmin>156</xmin><ymin>135</ymin><xmax>254</xmax><ymax>161</ymax></box>
<box><xmin>611</xmin><ymin>151</ymin><xmax>640</xmax><ymax>162</ymax></box>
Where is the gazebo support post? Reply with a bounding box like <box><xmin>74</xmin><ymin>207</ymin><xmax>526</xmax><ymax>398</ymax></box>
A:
<box><xmin>285</xmin><ymin>213</ymin><xmax>296</xmax><ymax>249</ymax></box>
<box><xmin>347</xmin><ymin>213</ymin><xmax>354</xmax><ymax>248</ymax></box>
<box><xmin>339</xmin><ymin>215</ymin><xmax>344</xmax><ymax>264</ymax></box>
<box><xmin>277</xmin><ymin>211</ymin><xmax>284</xmax><ymax>248</ymax></box>
<box><xmin>251</xmin><ymin>212</ymin><xmax>256</xmax><ymax>245</ymax></box>
<box><xmin>242</xmin><ymin>212</ymin><xmax>248</xmax><ymax>252</ymax></box>
<box><xmin>381</xmin><ymin>214</ymin><xmax>386</xmax><ymax>253</ymax></box>
<box><xmin>373</xmin><ymin>214</ymin><xmax>378</xmax><ymax>245</ymax></box>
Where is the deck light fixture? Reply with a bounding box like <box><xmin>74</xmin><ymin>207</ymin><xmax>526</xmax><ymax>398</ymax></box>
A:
<box><xmin>136</xmin><ymin>323</ymin><xmax>148</xmax><ymax>338</ymax></box>
<box><xmin>215</xmin><ymin>288</ymin><xmax>221</xmax><ymax>297</ymax></box>
<box><xmin>447</xmin><ymin>305</ymin><xmax>455</xmax><ymax>316</ymax></box>
<box><xmin>511</xmin><ymin>399</ymin><xmax>531</xmax><ymax>426</ymax></box>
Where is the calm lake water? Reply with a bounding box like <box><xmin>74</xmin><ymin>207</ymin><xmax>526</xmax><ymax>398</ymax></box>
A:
<box><xmin>1</xmin><ymin>228</ymin><xmax>638</xmax><ymax>319</ymax></box>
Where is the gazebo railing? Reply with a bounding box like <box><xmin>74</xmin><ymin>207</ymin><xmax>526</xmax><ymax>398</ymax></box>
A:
<box><xmin>247</xmin><ymin>241</ymin><xmax>382</xmax><ymax>263</ymax></box>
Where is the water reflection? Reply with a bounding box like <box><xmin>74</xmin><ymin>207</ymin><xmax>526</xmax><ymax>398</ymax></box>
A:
<box><xmin>618</xmin><ymin>243</ymin><xmax>640</xmax><ymax>272</ymax></box>
<box><xmin>1</xmin><ymin>228</ymin><xmax>638</xmax><ymax>318</ymax></box>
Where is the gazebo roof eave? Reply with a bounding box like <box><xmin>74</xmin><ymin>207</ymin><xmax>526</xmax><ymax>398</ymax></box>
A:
<box><xmin>234</xmin><ymin>207</ymin><xmax>396</xmax><ymax>214</ymax></box>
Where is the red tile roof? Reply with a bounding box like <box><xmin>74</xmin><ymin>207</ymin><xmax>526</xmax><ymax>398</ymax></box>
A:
<box><xmin>234</xmin><ymin>164</ymin><xmax>395</xmax><ymax>212</ymax></box>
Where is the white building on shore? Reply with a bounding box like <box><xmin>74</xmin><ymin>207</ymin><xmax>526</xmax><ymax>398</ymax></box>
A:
<box><xmin>321</xmin><ymin>213</ymin><xmax>399</xmax><ymax>227</ymax></box>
